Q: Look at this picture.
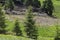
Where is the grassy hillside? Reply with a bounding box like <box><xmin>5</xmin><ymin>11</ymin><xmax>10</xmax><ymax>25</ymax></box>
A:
<box><xmin>0</xmin><ymin>34</ymin><xmax>54</xmax><ymax>40</ymax></box>
<box><xmin>38</xmin><ymin>36</ymin><xmax>54</xmax><ymax>40</ymax></box>
<box><xmin>4</xmin><ymin>20</ymin><xmax>58</xmax><ymax>40</ymax></box>
<box><xmin>5</xmin><ymin>19</ymin><xmax>57</xmax><ymax>37</ymax></box>
<box><xmin>0</xmin><ymin>35</ymin><xmax>33</xmax><ymax>40</ymax></box>
<box><xmin>5</xmin><ymin>14</ymin><xmax>60</xmax><ymax>40</ymax></box>
<box><xmin>0</xmin><ymin>25</ymin><xmax>56</xmax><ymax>40</ymax></box>
<box><xmin>4</xmin><ymin>0</ymin><xmax>60</xmax><ymax>38</ymax></box>
<box><xmin>38</xmin><ymin>25</ymin><xmax>56</xmax><ymax>37</ymax></box>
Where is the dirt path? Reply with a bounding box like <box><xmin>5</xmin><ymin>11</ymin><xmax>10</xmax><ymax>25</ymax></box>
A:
<box><xmin>6</xmin><ymin>14</ymin><xmax>60</xmax><ymax>26</ymax></box>
<box><xmin>35</xmin><ymin>16</ymin><xmax>60</xmax><ymax>26</ymax></box>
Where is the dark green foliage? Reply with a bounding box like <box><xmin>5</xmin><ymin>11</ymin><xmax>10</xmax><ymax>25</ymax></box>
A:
<box><xmin>0</xmin><ymin>6</ymin><xmax>7</xmax><ymax>34</ymax></box>
<box><xmin>55</xmin><ymin>37</ymin><xmax>60</xmax><ymax>40</ymax></box>
<box><xmin>8</xmin><ymin>0</ymin><xmax>14</xmax><ymax>11</ymax></box>
<box><xmin>25</xmin><ymin>0</ymin><xmax>41</xmax><ymax>8</ymax></box>
<box><xmin>4</xmin><ymin>0</ymin><xmax>9</xmax><ymax>9</ymax></box>
<box><xmin>0</xmin><ymin>0</ymin><xmax>5</xmax><ymax>6</ymax></box>
<box><xmin>13</xmin><ymin>0</ymin><xmax>24</xmax><ymax>5</ymax></box>
<box><xmin>21</xmin><ymin>0</ymin><xmax>24</xmax><ymax>3</ymax></box>
<box><xmin>5</xmin><ymin>0</ymin><xmax>14</xmax><ymax>10</ymax></box>
<box><xmin>13</xmin><ymin>19</ymin><xmax>22</xmax><ymax>36</ymax></box>
<box><xmin>46</xmin><ymin>0</ymin><xmax>54</xmax><ymax>16</ymax></box>
<box><xmin>42</xmin><ymin>1</ymin><xmax>47</xmax><ymax>12</ymax></box>
<box><xmin>33</xmin><ymin>0</ymin><xmax>41</xmax><ymax>8</ymax></box>
<box><xmin>25</xmin><ymin>6</ymin><xmax>38</xmax><ymax>40</ymax></box>
<box><xmin>42</xmin><ymin>0</ymin><xmax>54</xmax><ymax>16</ymax></box>
<box><xmin>25</xmin><ymin>0</ymin><xmax>33</xmax><ymax>6</ymax></box>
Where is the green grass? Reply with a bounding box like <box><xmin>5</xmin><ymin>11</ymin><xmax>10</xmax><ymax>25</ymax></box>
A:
<box><xmin>38</xmin><ymin>25</ymin><xmax>56</xmax><ymax>37</ymax></box>
<box><xmin>0</xmin><ymin>35</ymin><xmax>33</xmax><ymax>40</ymax></box>
<box><xmin>5</xmin><ymin>20</ymin><xmax>27</xmax><ymax>36</ymax></box>
<box><xmin>37</xmin><ymin>25</ymin><xmax>58</xmax><ymax>40</ymax></box>
<box><xmin>38</xmin><ymin>36</ymin><xmax>54</xmax><ymax>40</ymax></box>
<box><xmin>6</xmin><ymin>20</ymin><xmax>56</xmax><ymax>37</ymax></box>
<box><xmin>4</xmin><ymin>20</ymin><xmax>58</xmax><ymax>40</ymax></box>
<box><xmin>0</xmin><ymin>34</ymin><xmax>55</xmax><ymax>40</ymax></box>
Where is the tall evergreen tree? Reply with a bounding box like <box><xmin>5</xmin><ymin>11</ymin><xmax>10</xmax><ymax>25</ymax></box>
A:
<box><xmin>4</xmin><ymin>0</ymin><xmax>9</xmax><ymax>9</ymax></box>
<box><xmin>25</xmin><ymin>6</ymin><xmax>38</xmax><ymax>40</ymax></box>
<box><xmin>21</xmin><ymin>0</ymin><xmax>24</xmax><ymax>3</ymax></box>
<box><xmin>9</xmin><ymin>0</ymin><xmax>14</xmax><ymax>11</ymax></box>
<box><xmin>13</xmin><ymin>0</ymin><xmax>24</xmax><ymax>5</ymax></box>
<box><xmin>33</xmin><ymin>0</ymin><xmax>41</xmax><ymax>8</ymax></box>
<box><xmin>5</xmin><ymin>0</ymin><xmax>14</xmax><ymax>11</ymax></box>
<box><xmin>25</xmin><ymin>0</ymin><xmax>41</xmax><ymax>8</ymax></box>
<box><xmin>13</xmin><ymin>19</ymin><xmax>22</xmax><ymax>36</ymax></box>
<box><xmin>42</xmin><ymin>0</ymin><xmax>54</xmax><ymax>16</ymax></box>
<box><xmin>42</xmin><ymin>1</ymin><xmax>47</xmax><ymax>12</ymax></box>
<box><xmin>25</xmin><ymin>0</ymin><xmax>33</xmax><ymax>6</ymax></box>
<box><xmin>0</xmin><ymin>6</ymin><xmax>6</xmax><ymax>34</ymax></box>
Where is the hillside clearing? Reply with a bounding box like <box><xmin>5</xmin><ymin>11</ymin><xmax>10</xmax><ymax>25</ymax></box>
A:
<box><xmin>6</xmin><ymin>14</ymin><xmax>60</xmax><ymax>26</ymax></box>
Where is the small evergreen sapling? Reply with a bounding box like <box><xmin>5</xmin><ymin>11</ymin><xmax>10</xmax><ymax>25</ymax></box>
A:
<box><xmin>13</xmin><ymin>19</ymin><xmax>22</xmax><ymax>36</ymax></box>
<box><xmin>25</xmin><ymin>6</ymin><xmax>38</xmax><ymax>40</ymax></box>
<box><xmin>0</xmin><ymin>6</ymin><xmax>7</xmax><ymax>34</ymax></box>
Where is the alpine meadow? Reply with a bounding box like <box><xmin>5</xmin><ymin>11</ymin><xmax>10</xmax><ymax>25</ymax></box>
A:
<box><xmin>0</xmin><ymin>0</ymin><xmax>60</xmax><ymax>40</ymax></box>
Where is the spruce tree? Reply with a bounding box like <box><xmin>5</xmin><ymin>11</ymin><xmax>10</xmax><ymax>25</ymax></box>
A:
<box><xmin>25</xmin><ymin>6</ymin><xmax>38</xmax><ymax>40</ymax></box>
<box><xmin>21</xmin><ymin>0</ymin><xmax>24</xmax><ymax>4</ymax></box>
<box><xmin>47</xmin><ymin>0</ymin><xmax>54</xmax><ymax>16</ymax></box>
<box><xmin>4</xmin><ymin>0</ymin><xmax>9</xmax><ymax>10</ymax></box>
<box><xmin>42</xmin><ymin>0</ymin><xmax>54</xmax><ymax>16</ymax></box>
<box><xmin>25</xmin><ymin>0</ymin><xmax>33</xmax><ymax>6</ymax></box>
<box><xmin>13</xmin><ymin>19</ymin><xmax>22</xmax><ymax>36</ymax></box>
<box><xmin>42</xmin><ymin>1</ymin><xmax>47</xmax><ymax>12</ymax></box>
<box><xmin>25</xmin><ymin>0</ymin><xmax>41</xmax><ymax>8</ymax></box>
<box><xmin>33</xmin><ymin>0</ymin><xmax>41</xmax><ymax>8</ymax></box>
<box><xmin>5</xmin><ymin>0</ymin><xmax>14</xmax><ymax>11</ymax></box>
<box><xmin>0</xmin><ymin>6</ymin><xmax>6</xmax><ymax>34</ymax></box>
<box><xmin>9</xmin><ymin>0</ymin><xmax>14</xmax><ymax>11</ymax></box>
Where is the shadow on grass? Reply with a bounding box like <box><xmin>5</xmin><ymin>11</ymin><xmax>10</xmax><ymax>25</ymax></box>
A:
<box><xmin>49</xmin><ymin>15</ymin><xmax>57</xmax><ymax>19</ymax></box>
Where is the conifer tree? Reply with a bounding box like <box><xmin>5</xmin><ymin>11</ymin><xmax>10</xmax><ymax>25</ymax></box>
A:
<box><xmin>9</xmin><ymin>0</ymin><xmax>14</xmax><ymax>11</ymax></box>
<box><xmin>33</xmin><ymin>0</ymin><xmax>41</xmax><ymax>8</ymax></box>
<box><xmin>42</xmin><ymin>1</ymin><xmax>47</xmax><ymax>12</ymax></box>
<box><xmin>25</xmin><ymin>0</ymin><xmax>33</xmax><ymax>6</ymax></box>
<box><xmin>25</xmin><ymin>0</ymin><xmax>41</xmax><ymax>8</ymax></box>
<box><xmin>42</xmin><ymin>0</ymin><xmax>54</xmax><ymax>16</ymax></box>
<box><xmin>21</xmin><ymin>0</ymin><xmax>24</xmax><ymax>3</ymax></box>
<box><xmin>25</xmin><ymin>6</ymin><xmax>38</xmax><ymax>40</ymax></box>
<box><xmin>5</xmin><ymin>0</ymin><xmax>14</xmax><ymax>11</ymax></box>
<box><xmin>13</xmin><ymin>19</ymin><xmax>22</xmax><ymax>36</ymax></box>
<box><xmin>0</xmin><ymin>6</ymin><xmax>6</xmax><ymax>34</ymax></box>
<box><xmin>4</xmin><ymin>0</ymin><xmax>9</xmax><ymax>9</ymax></box>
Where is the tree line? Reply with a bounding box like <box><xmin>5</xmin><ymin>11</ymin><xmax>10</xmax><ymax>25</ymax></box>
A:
<box><xmin>0</xmin><ymin>0</ymin><xmax>54</xmax><ymax>16</ymax></box>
